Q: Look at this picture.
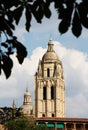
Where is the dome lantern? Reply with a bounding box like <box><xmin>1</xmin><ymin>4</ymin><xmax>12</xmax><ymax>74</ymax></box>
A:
<box><xmin>42</xmin><ymin>39</ymin><xmax>59</xmax><ymax>62</ymax></box>
<box><xmin>47</xmin><ymin>38</ymin><xmax>54</xmax><ymax>52</ymax></box>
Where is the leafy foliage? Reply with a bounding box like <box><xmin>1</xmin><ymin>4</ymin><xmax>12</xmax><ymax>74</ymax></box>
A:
<box><xmin>4</xmin><ymin>116</ymin><xmax>33</xmax><ymax>130</ymax></box>
<box><xmin>0</xmin><ymin>0</ymin><xmax>88</xmax><ymax>78</ymax></box>
<box><xmin>4</xmin><ymin>116</ymin><xmax>49</xmax><ymax>130</ymax></box>
<box><xmin>0</xmin><ymin>107</ymin><xmax>23</xmax><ymax>123</ymax></box>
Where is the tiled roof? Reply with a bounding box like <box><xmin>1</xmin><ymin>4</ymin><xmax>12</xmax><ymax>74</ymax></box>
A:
<box><xmin>36</xmin><ymin>117</ymin><xmax>88</xmax><ymax>123</ymax></box>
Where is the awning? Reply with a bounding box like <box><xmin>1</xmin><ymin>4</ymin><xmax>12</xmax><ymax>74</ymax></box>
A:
<box><xmin>38</xmin><ymin>122</ymin><xmax>45</xmax><ymax>126</ymax></box>
<box><xmin>56</xmin><ymin>123</ymin><xmax>64</xmax><ymax>128</ymax></box>
<box><xmin>47</xmin><ymin>123</ymin><xmax>55</xmax><ymax>128</ymax></box>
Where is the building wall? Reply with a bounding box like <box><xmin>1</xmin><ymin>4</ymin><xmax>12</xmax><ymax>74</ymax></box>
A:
<box><xmin>34</xmin><ymin>40</ymin><xmax>65</xmax><ymax>118</ymax></box>
<box><xmin>36</xmin><ymin>119</ymin><xmax>88</xmax><ymax>130</ymax></box>
<box><xmin>21</xmin><ymin>88</ymin><xmax>33</xmax><ymax>116</ymax></box>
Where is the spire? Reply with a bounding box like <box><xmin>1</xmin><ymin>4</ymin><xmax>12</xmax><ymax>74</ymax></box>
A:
<box><xmin>24</xmin><ymin>87</ymin><xmax>30</xmax><ymax>96</ymax></box>
<box><xmin>12</xmin><ymin>100</ymin><xmax>16</xmax><ymax>109</ymax></box>
<box><xmin>21</xmin><ymin>87</ymin><xmax>33</xmax><ymax>116</ymax></box>
<box><xmin>26</xmin><ymin>87</ymin><xmax>28</xmax><ymax>92</ymax></box>
<box><xmin>47</xmin><ymin>37</ymin><xmax>54</xmax><ymax>52</ymax></box>
<box><xmin>49</xmin><ymin>34</ymin><xmax>52</xmax><ymax>41</ymax></box>
<box><xmin>23</xmin><ymin>87</ymin><xmax>31</xmax><ymax>105</ymax></box>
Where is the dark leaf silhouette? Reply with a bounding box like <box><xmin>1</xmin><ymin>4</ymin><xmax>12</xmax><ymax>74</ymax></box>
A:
<box><xmin>0</xmin><ymin>37</ymin><xmax>27</xmax><ymax>78</ymax></box>
<box><xmin>57</xmin><ymin>0</ymin><xmax>74</xmax><ymax>35</ymax></box>
<box><xmin>25</xmin><ymin>6</ymin><xmax>32</xmax><ymax>31</ymax></box>
<box><xmin>1</xmin><ymin>42</ymin><xmax>8</xmax><ymax>48</ymax></box>
<box><xmin>0</xmin><ymin>55</ymin><xmax>1</xmax><ymax>75</ymax></box>
<box><xmin>1</xmin><ymin>0</ymin><xmax>19</xmax><ymax>9</ymax></box>
<box><xmin>46</xmin><ymin>0</ymin><xmax>53</xmax><ymax>6</ymax></box>
<box><xmin>44</xmin><ymin>5</ymin><xmax>51</xmax><ymax>18</ymax></box>
<box><xmin>5</xmin><ymin>20</ymin><xmax>14</xmax><ymax>36</ymax></box>
<box><xmin>14</xmin><ymin>6</ymin><xmax>24</xmax><ymax>25</ymax></box>
<box><xmin>65</xmin><ymin>0</ymin><xmax>76</xmax><ymax>6</ymax></box>
<box><xmin>6</xmin><ymin>37</ymin><xmax>27</xmax><ymax>64</ymax></box>
<box><xmin>0</xmin><ymin>18</ymin><xmax>13</xmax><ymax>36</ymax></box>
<box><xmin>59</xmin><ymin>19</ymin><xmax>70</xmax><ymax>34</ymax></box>
<box><xmin>6</xmin><ymin>19</ymin><xmax>15</xmax><ymax>30</ymax></box>
<box><xmin>32</xmin><ymin>0</ymin><xmax>45</xmax><ymax>23</ymax></box>
<box><xmin>0</xmin><ymin>0</ymin><xmax>88</xmax><ymax>78</ymax></box>
<box><xmin>72</xmin><ymin>9</ymin><xmax>82</xmax><ymax>37</ymax></box>
<box><xmin>54</xmin><ymin>0</ymin><xmax>64</xmax><ymax>8</ymax></box>
<box><xmin>78</xmin><ymin>1</ymin><xmax>88</xmax><ymax>28</ymax></box>
<box><xmin>1</xmin><ymin>55</ymin><xmax>13</xmax><ymax>79</ymax></box>
<box><xmin>16</xmin><ymin>42</ymin><xmax>27</xmax><ymax>64</ymax></box>
<box><xmin>6</xmin><ymin>11</ymin><xmax>14</xmax><ymax>23</ymax></box>
<box><xmin>6</xmin><ymin>47</ymin><xmax>14</xmax><ymax>56</ymax></box>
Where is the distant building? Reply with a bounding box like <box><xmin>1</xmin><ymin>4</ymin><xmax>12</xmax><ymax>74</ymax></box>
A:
<box><xmin>36</xmin><ymin>117</ymin><xmax>88</xmax><ymax>130</ymax></box>
<box><xmin>21</xmin><ymin>88</ymin><xmax>33</xmax><ymax>116</ymax></box>
<box><xmin>12</xmin><ymin>100</ymin><xmax>16</xmax><ymax>109</ymax></box>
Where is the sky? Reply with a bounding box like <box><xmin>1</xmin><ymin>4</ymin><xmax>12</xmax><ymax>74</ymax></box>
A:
<box><xmin>0</xmin><ymin>2</ymin><xmax>88</xmax><ymax>118</ymax></box>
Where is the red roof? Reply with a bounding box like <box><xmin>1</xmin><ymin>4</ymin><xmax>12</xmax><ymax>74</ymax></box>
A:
<box><xmin>36</xmin><ymin>117</ymin><xmax>88</xmax><ymax>123</ymax></box>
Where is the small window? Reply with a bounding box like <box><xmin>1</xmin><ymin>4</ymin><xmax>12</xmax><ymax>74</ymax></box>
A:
<box><xmin>52</xmin><ymin>113</ymin><xmax>54</xmax><ymax>117</ymax></box>
<box><xmin>47</xmin><ymin>68</ymin><xmax>50</xmax><ymax>77</ymax></box>
<box><xmin>43</xmin><ymin>86</ymin><xmax>46</xmax><ymax>100</ymax></box>
<box><xmin>51</xmin><ymin>86</ymin><xmax>54</xmax><ymax>99</ymax></box>
<box><xmin>42</xmin><ymin>114</ymin><xmax>45</xmax><ymax>117</ymax></box>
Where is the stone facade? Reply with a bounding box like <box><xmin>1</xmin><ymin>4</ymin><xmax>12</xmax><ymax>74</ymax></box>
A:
<box><xmin>36</xmin><ymin>117</ymin><xmax>88</xmax><ymax>130</ymax></box>
<box><xmin>34</xmin><ymin>39</ymin><xmax>65</xmax><ymax>118</ymax></box>
<box><xmin>21</xmin><ymin>88</ymin><xmax>33</xmax><ymax>116</ymax></box>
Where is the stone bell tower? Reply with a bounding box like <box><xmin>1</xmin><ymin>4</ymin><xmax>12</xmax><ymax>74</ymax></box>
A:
<box><xmin>34</xmin><ymin>39</ymin><xmax>65</xmax><ymax>118</ymax></box>
<box><xmin>21</xmin><ymin>88</ymin><xmax>33</xmax><ymax>116</ymax></box>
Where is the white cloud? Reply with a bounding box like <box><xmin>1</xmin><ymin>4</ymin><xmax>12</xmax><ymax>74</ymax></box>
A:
<box><xmin>81</xmin><ymin>28</ymin><xmax>88</xmax><ymax>39</ymax></box>
<box><xmin>0</xmin><ymin>47</ymin><xmax>46</xmax><ymax>107</ymax></box>
<box><xmin>54</xmin><ymin>42</ymin><xmax>88</xmax><ymax>117</ymax></box>
<box><xmin>1</xmin><ymin>41</ymin><xmax>88</xmax><ymax>118</ymax></box>
<box><xmin>66</xmin><ymin>94</ymin><xmax>88</xmax><ymax>117</ymax></box>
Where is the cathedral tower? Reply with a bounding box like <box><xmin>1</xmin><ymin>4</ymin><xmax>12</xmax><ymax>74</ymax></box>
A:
<box><xmin>21</xmin><ymin>88</ymin><xmax>33</xmax><ymax>116</ymax></box>
<box><xmin>34</xmin><ymin>39</ymin><xmax>65</xmax><ymax>118</ymax></box>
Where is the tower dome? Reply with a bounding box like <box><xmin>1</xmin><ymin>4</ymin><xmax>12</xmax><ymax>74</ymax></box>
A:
<box><xmin>21</xmin><ymin>88</ymin><xmax>33</xmax><ymax>116</ymax></box>
<box><xmin>42</xmin><ymin>39</ymin><xmax>59</xmax><ymax>62</ymax></box>
<box><xmin>24</xmin><ymin>87</ymin><xmax>30</xmax><ymax>96</ymax></box>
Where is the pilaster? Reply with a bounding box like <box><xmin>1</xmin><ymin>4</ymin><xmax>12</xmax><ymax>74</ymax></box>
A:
<box><xmin>83</xmin><ymin>123</ymin><xmax>86</xmax><ymax>130</ymax></box>
<box><xmin>73</xmin><ymin>123</ymin><xmax>76</xmax><ymax>130</ymax></box>
<box><xmin>64</xmin><ymin>123</ymin><xmax>67</xmax><ymax>130</ymax></box>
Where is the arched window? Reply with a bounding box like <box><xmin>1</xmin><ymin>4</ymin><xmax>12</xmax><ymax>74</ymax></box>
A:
<box><xmin>47</xmin><ymin>68</ymin><xmax>50</xmax><ymax>77</ymax></box>
<box><xmin>51</xmin><ymin>86</ymin><xmax>54</xmax><ymax>99</ymax></box>
<box><xmin>42</xmin><ymin>114</ymin><xmax>45</xmax><ymax>117</ymax></box>
<box><xmin>43</xmin><ymin>86</ymin><xmax>46</xmax><ymax>100</ymax></box>
<box><xmin>52</xmin><ymin>113</ymin><xmax>54</xmax><ymax>117</ymax></box>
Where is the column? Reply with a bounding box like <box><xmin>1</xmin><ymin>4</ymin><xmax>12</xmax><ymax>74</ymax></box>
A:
<box><xmin>64</xmin><ymin>123</ymin><xmax>67</xmax><ymax>130</ymax></box>
<box><xmin>55</xmin><ymin>122</ymin><xmax>57</xmax><ymax>130</ymax></box>
<box><xmin>46</xmin><ymin>80</ymin><xmax>51</xmax><ymax>117</ymax></box>
<box><xmin>73</xmin><ymin>123</ymin><xmax>76</xmax><ymax>130</ymax></box>
<box><xmin>55</xmin><ymin>80</ymin><xmax>60</xmax><ymax>117</ymax></box>
<box><xmin>83</xmin><ymin>123</ymin><xmax>86</xmax><ymax>130</ymax></box>
<box><xmin>37</xmin><ymin>81</ymin><xmax>41</xmax><ymax>117</ymax></box>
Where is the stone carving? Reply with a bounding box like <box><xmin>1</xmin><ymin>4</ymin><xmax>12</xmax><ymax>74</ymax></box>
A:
<box><xmin>38</xmin><ymin>60</ymin><xmax>42</xmax><ymax>76</ymax></box>
<box><xmin>54</xmin><ymin>62</ymin><xmax>60</xmax><ymax>77</ymax></box>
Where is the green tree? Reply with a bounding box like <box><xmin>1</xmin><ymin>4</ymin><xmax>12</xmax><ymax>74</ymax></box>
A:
<box><xmin>4</xmin><ymin>116</ymin><xmax>49</xmax><ymax>130</ymax></box>
<box><xmin>35</xmin><ymin>125</ymin><xmax>49</xmax><ymax>130</ymax></box>
<box><xmin>0</xmin><ymin>0</ymin><xmax>88</xmax><ymax>78</ymax></box>
<box><xmin>4</xmin><ymin>116</ymin><xmax>35</xmax><ymax>130</ymax></box>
